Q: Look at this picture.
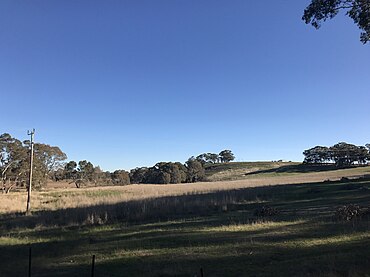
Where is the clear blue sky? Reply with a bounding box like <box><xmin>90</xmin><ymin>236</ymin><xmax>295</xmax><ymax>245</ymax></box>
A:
<box><xmin>1</xmin><ymin>1</ymin><xmax>369</xmax><ymax>171</ymax></box>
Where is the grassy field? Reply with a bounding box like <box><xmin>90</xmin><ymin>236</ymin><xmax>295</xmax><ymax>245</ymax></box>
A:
<box><xmin>0</xmin><ymin>164</ymin><xmax>370</xmax><ymax>276</ymax></box>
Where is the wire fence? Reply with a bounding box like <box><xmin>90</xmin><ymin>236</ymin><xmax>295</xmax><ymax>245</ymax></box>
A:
<box><xmin>26</xmin><ymin>246</ymin><xmax>205</xmax><ymax>277</ymax></box>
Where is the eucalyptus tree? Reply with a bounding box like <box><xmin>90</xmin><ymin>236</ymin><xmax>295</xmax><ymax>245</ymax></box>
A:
<box><xmin>219</xmin><ymin>150</ymin><xmax>235</xmax><ymax>163</ymax></box>
<box><xmin>111</xmin><ymin>170</ymin><xmax>130</xmax><ymax>185</ymax></box>
<box><xmin>0</xmin><ymin>133</ymin><xmax>27</xmax><ymax>192</ymax></box>
<box><xmin>1</xmin><ymin>133</ymin><xmax>67</xmax><ymax>191</ymax></box>
<box><xmin>130</xmin><ymin>167</ymin><xmax>149</xmax><ymax>184</ymax></box>
<box><xmin>303</xmin><ymin>146</ymin><xmax>331</xmax><ymax>164</ymax></box>
<box><xmin>303</xmin><ymin>0</ymin><xmax>370</xmax><ymax>43</ymax></box>
<box><xmin>329</xmin><ymin>142</ymin><xmax>369</xmax><ymax>166</ymax></box>
<box><xmin>185</xmin><ymin>157</ymin><xmax>205</xmax><ymax>183</ymax></box>
<box><xmin>196</xmin><ymin>153</ymin><xmax>220</xmax><ymax>164</ymax></box>
<box><xmin>64</xmin><ymin>161</ymin><xmax>78</xmax><ymax>180</ymax></box>
<box><xmin>303</xmin><ymin>142</ymin><xmax>370</xmax><ymax>166</ymax></box>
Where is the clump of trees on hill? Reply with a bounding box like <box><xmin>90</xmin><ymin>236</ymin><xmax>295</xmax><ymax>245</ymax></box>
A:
<box><xmin>303</xmin><ymin>142</ymin><xmax>370</xmax><ymax>167</ymax></box>
<box><xmin>128</xmin><ymin>149</ymin><xmax>235</xmax><ymax>185</ymax></box>
<box><xmin>195</xmin><ymin>150</ymin><xmax>235</xmax><ymax>164</ymax></box>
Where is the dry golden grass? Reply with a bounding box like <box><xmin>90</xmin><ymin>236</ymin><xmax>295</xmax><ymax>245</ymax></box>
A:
<box><xmin>1</xmin><ymin>166</ymin><xmax>369</xmax><ymax>214</ymax></box>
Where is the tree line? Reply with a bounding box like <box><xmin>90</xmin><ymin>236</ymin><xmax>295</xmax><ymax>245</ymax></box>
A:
<box><xmin>303</xmin><ymin>142</ymin><xmax>370</xmax><ymax>167</ymax></box>
<box><xmin>62</xmin><ymin>149</ymin><xmax>235</xmax><ymax>186</ymax></box>
<box><xmin>0</xmin><ymin>133</ymin><xmax>134</xmax><ymax>191</ymax></box>
<box><xmin>56</xmin><ymin>160</ymin><xmax>130</xmax><ymax>188</ymax></box>
<box><xmin>1</xmin><ymin>133</ymin><xmax>236</xmax><ymax>191</ymax></box>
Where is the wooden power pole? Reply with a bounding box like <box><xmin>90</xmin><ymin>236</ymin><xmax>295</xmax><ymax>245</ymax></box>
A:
<box><xmin>26</xmin><ymin>129</ymin><xmax>35</xmax><ymax>214</ymax></box>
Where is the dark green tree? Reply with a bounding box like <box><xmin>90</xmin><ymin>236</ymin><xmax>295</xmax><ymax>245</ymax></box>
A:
<box><xmin>356</xmin><ymin>146</ymin><xmax>370</xmax><ymax>164</ymax></box>
<box><xmin>174</xmin><ymin>162</ymin><xmax>188</xmax><ymax>183</ymax></box>
<box><xmin>303</xmin><ymin>142</ymin><xmax>370</xmax><ymax>166</ymax></box>
<box><xmin>303</xmin><ymin>0</ymin><xmax>370</xmax><ymax>43</ymax></box>
<box><xmin>185</xmin><ymin>157</ymin><xmax>205</xmax><ymax>182</ymax></box>
<box><xmin>64</xmin><ymin>161</ymin><xmax>78</xmax><ymax>180</ymax></box>
<box><xmin>78</xmin><ymin>160</ymin><xmax>95</xmax><ymax>182</ymax></box>
<box><xmin>1</xmin><ymin>133</ymin><xmax>67</xmax><ymax>190</ymax></box>
<box><xmin>329</xmin><ymin>142</ymin><xmax>364</xmax><ymax>166</ymax></box>
<box><xmin>196</xmin><ymin>154</ymin><xmax>207</xmax><ymax>165</ymax></box>
<box><xmin>196</xmin><ymin>153</ymin><xmax>220</xmax><ymax>164</ymax></box>
<box><xmin>0</xmin><ymin>134</ymin><xmax>27</xmax><ymax>192</ymax></box>
<box><xmin>130</xmin><ymin>167</ymin><xmax>149</xmax><ymax>184</ymax></box>
<box><xmin>111</xmin><ymin>170</ymin><xmax>130</xmax><ymax>185</ymax></box>
<box><xmin>31</xmin><ymin>143</ymin><xmax>67</xmax><ymax>187</ymax></box>
<box><xmin>130</xmin><ymin>162</ymin><xmax>190</xmax><ymax>185</ymax></box>
<box><xmin>51</xmin><ymin>168</ymin><xmax>65</xmax><ymax>181</ymax></box>
<box><xmin>219</xmin><ymin>150</ymin><xmax>235</xmax><ymax>163</ymax></box>
<box><xmin>303</xmin><ymin>146</ymin><xmax>331</xmax><ymax>164</ymax></box>
<box><xmin>147</xmin><ymin>162</ymin><xmax>187</xmax><ymax>184</ymax></box>
<box><xmin>208</xmin><ymin>153</ymin><xmax>220</xmax><ymax>164</ymax></box>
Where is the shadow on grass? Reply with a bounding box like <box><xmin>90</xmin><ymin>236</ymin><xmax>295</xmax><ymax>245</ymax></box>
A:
<box><xmin>0</xmin><ymin>216</ymin><xmax>369</xmax><ymax>276</ymax></box>
<box><xmin>0</xmin><ymin>178</ymin><xmax>369</xmax><ymax>276</ymax></box>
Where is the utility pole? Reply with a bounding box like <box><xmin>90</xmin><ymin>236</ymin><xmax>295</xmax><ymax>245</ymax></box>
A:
<box><xmin>26</xmin><ymin>129</ymin><xmax>35</xmax><ymax>214</ymax></box>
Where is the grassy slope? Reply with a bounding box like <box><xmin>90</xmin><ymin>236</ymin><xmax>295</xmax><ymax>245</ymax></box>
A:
<box><xmin>205</xmin><ymin>161</ymin><xmax>294</xmax><ymax>181</ymax></box>
<box><xmin>0</xmin><ymin>175</ymin><xmax>370</xmax><ymax>276</ymax></box>
<box><xmin>205</xmin><ymin>161</ymin><xmax>370</xmax><ymax>181</ymax></box>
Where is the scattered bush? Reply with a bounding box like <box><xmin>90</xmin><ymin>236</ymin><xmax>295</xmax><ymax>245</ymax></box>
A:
<box><xmin>334</xmin><ymin>204</ymin><xmax>369</xmax><ymax>221</ymax></box>
<box><xmin>254</xmin><ymin>205</ymin><xmax>279</xmax><ymax>217</ymax></box>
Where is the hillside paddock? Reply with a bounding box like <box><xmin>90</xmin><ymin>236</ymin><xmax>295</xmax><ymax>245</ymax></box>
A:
<box><xmin>0</xmin><ymin>164</ymin><xmax>369</xmax><ymax>276</ymax></box>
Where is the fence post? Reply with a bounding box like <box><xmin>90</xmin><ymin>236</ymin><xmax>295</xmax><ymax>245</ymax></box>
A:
<box><xmin>91</xmin><ymin>255</ymin><xmax>96</xmax><ymax>277</ymax></box>
<box><xmin>200</xmin><ymin>267</ymin><xmax>204</xmax><ymax>277</ymax></box>
<box><xmin>28</xmin><ymin>246</ymin><xmax>32</xmax><ymax>277</ymax></box>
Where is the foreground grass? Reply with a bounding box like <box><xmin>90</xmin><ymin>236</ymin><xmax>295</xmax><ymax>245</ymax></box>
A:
<box><xmin>2</xmin><ymin>219</ymin><xmax>369</xmax><ymax>276</ymax></box>
<box><xmin>0</xmin><ymin>177</ymin><xmax>369</xmax><ymax>276</ymax></box>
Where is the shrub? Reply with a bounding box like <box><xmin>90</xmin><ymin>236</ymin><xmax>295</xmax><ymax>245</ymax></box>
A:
<box><xmin>334</xmin><ymin>204</ymin><xmax>369</xmax><ymax>221</ymax></box>
<box><xmin>254</xmin><ymin>205</ymin><xmax>279</xmax><ymax>217</ymax></box>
